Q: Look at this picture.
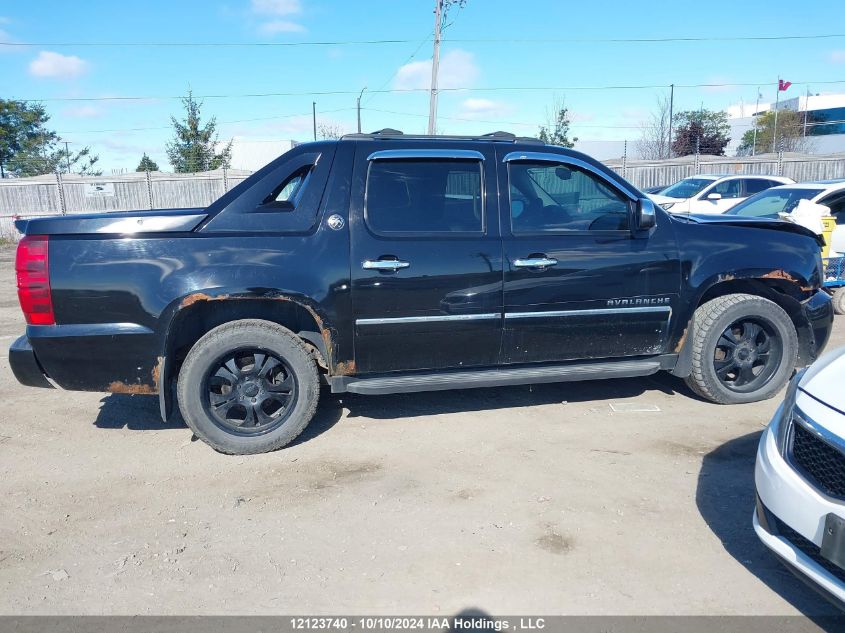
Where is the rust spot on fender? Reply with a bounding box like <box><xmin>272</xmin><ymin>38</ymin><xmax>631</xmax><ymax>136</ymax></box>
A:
<box><xmin>107</xmin><ymin>381</ymin><xmax>156</xmax><ymax>394</ymax></box>
<box><xmin>674</xmin><ymin>325</ymin><xmax>689</xmax><ymax>353</ymax></box>
<box><xmin>180</xmin><ymin>292</ymin><xmax>219</xmax><ymax>308</ymax></box>
<box><xmin>761</xmin><ymin>269</ymin><xmax>798</xmax><ymax>283</ymax></box>
<box><xmin>176</xmin><ymin>292</ymin><xmax>339</xmax><ymax>372</ymax></box>
<box><xmin>334</xmin><ymin>360</ymin><xmax>356</xmax><ymax>376</ymax></box>
<box><xmin>151</xmin><ymin>356</ymin><xmax>163</xmax><ymax>391</ymax></box>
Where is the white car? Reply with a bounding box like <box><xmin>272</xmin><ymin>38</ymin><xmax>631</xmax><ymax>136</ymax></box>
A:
<box><xmin>754</xmin><ymin>346</ymin><xmax>845</xmax><ymax>607</ymax></box>
<box><xmin>727</xmin><ymin>180</ymin><xmax>845</xmax><ymax>256</ymax></box>
<box><xmin>649</xmin><ymin>174</ymin><xmax>794</xmax><ymax>214</ymax></box>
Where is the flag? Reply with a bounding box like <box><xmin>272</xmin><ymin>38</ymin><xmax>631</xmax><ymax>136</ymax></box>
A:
<box><xmin>778</xmin><ymin>79</ymin><xmax>792</xmax><ymax>91</ymax></box>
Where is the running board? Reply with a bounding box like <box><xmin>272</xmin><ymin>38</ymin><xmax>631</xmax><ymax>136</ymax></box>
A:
<box><xmin>330</xmin><ymin>359</ymin><xmax>662</xmax><ymax>395</ymax></box>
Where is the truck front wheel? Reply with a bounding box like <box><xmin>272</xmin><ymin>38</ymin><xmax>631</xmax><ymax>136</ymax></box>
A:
<box><xmin>177</xmin><ymin>319</ymin><xmax>320</xmax><ymax>454</ymax></box>
<box><xmin>684</xmin><ymin>293</ymin><xmax>798</xmax><ymax>404</ymax></box>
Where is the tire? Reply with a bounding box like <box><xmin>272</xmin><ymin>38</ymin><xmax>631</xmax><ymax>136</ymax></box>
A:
<box><xmin>832</xmin><ymin>288</ymin><xmax>845</xmax><ymax>316</ymax></box>
<box><xmin>177</xmin><ymin>319</ymin><xmax>320</xmax><ymax>454</ymax></box>
<box><xmin>684</xmin><ymin>293</ymin><xmax>798</xmax><ymax>405</ymax></box>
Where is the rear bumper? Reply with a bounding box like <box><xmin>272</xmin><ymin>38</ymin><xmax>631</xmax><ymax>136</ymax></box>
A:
<box><xmin>8</xmin><ymin>336</ymin><xmax>53</xmax><ymax>389</ymax></box>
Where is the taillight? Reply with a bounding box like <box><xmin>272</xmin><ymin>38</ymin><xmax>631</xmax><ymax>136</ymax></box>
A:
<box><xmin>15</xmin><ymin>235</ymin><xmax>55</xmax><ymax>325</ymax></box>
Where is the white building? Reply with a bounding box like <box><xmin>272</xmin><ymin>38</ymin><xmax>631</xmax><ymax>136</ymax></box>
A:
<box><xmin>726</xmin><ymin>92</ymin><xmax>845</xmax><ymax>155</ymax></box>
<box><xmin>221</xmin><ymin>137</ymin><xmax>298</xmax><ymax>172</ymax></box>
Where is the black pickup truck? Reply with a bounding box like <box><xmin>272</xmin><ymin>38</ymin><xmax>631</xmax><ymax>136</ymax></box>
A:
<box><xmin>9</xmin><ymin>131</ymin><xmax>834</xmax><ymax>454</ymax></box>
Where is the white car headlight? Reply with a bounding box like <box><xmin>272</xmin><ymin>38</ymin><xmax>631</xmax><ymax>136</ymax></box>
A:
<box><xmin>659</xmin><ymin>202</ymin><xmax>675</xmax><ymax>210</ymax></box>
<box><xmin>775</xmin><ymin>368</ymin><xmax>806</xmax><ymax>454</ymax></box>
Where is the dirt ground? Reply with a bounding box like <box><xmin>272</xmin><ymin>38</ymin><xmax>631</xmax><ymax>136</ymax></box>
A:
<box><xmin>0</xmin><ymin>242</ymin><xmax>843</xmax><ymax>616</ymax></box>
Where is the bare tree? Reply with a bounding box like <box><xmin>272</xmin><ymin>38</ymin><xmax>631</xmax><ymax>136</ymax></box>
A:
<box><xmin>635</xmin><ymin>95</ymin><xmax>672</xmax><ymax>160</ymax></box>
<box><xmin>317</xmin><ymin>123</ymin><xmax>344</xmax><ymax>140</ymax></box>
<box><xmin>537</xmin><ymin>96</ymin><xmax>578</xmax><ymax>148</ymax></box>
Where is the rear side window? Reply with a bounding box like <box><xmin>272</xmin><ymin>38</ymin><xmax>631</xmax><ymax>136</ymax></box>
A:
<box><xmin>365</xmin><ymin>159</ymin><xmax>483</xmax><ymax>234</ymax></box>
<box><xmin>743</xmin><ymin>179</ymin><xmax>776</xmax><ymax>196</ymax></box>
<box><xmin>262</xmin><ymin>165</ymin><xmax>312</xmax><ymax>208</ymax></box>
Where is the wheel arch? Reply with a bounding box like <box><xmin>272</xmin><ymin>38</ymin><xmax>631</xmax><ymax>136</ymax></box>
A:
<box><xmin>157</xmin><ymin>291</ymin><xmax>342</xmax><ymax>421</ymax></box>
<box><xmin>672</xmin><ymin>275</ymin><xmax>816</xmax><ymax>377</ymax></box>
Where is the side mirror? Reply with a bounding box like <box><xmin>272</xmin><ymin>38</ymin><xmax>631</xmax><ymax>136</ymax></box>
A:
<box><xmin>636</xmin><ymin>198</ymin><xmax>657</xmax><ymax>230</ymax></box>
<box><xmin>554</xmin><ymin>166</ymin><xmax>572</xmax><ymax>181</ymax></box>
<box><xmin>707</xmin><ymin>192</ymin><xmax>722</xmax><ymax>201</ymax></box>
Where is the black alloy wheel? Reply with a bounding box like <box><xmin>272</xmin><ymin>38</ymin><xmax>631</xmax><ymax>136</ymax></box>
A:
<box><xmin>712</xmin><ymin>318</ymin><xmax>783</xmax><ymax>393</ymax></box>
<box><xmin>204</xmin><ymin>348</ymin><xmax>297</xmax><ymax>435</ymax></box>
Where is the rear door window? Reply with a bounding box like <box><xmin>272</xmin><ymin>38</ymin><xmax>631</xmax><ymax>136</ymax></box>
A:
<box><xmin>365</xmin><ymin>159</ymin><xmax>483</xmax><ymax>234</ymax></box>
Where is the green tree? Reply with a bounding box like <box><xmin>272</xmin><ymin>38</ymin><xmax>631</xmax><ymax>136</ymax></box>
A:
<box><xmin>671</xmin><ymin>109</ymin><xmax>731</xmax><ymax>156</ymax></box>
<box><xmin>136</xmin><ymin>153</ymin><xmax>160</xmax><ymax>172</ymax></box>
<box><xmin>165</xmin><ymin>90</ymin><xmax>232</xmax><ymax>172</ymax></box>
<box><xmin>736</xmin><ymin>109</ymin><xmax>811</xmax><ymax>156</ymax></box>
<box><xmin>0</xmin><ymin>99</ymin><xmax>101</xmax><ymax>177</ymax></box>
<box><xmin>538</xmin><ymin>100</ymin><xmax>578</xmax><ymax>148</ymax></box>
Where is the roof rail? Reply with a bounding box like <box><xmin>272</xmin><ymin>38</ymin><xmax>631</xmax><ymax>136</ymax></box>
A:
<box><xmin>341</xmin><ymin>129</ymin><xmax>544</xmax><ymax>145</ymax></box>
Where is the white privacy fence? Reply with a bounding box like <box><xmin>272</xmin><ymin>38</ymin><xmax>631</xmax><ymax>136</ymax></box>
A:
<box><xmin>2</xmin><ymin>153</ymin><xmax>845</xmax><ymax>239</ymax></box>
<box><xmin>0</xmin><ymin>169</ymin><xmax>252</xmax><ymax>239</ymax></box>
<box><xmin>605</xmin><ymin>152</ymin><xmax>845</xmax><ymax>190</ymax></box>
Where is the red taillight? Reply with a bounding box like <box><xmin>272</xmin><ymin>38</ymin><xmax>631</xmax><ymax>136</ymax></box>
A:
<box><xmin>15</xmin><ymin>235</ymin><xmax>55</xmax><ymax>325</ymax></box>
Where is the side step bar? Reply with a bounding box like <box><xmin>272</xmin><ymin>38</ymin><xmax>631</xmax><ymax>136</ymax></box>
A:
<box><xmin>330</xmin><ymin>359</ymin><xmax>662</xmax><ymax>395</ymax></box>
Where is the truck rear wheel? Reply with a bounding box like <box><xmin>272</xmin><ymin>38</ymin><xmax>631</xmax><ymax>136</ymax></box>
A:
<box><xmin>684</xmin><ymin>293</ymin><xmax>798</xmax><ymax>404</ymax></box>
<box><xmin>177</xmin><ymin>319</ymin><xmax>320</xmax><ymax>454</ymax></box>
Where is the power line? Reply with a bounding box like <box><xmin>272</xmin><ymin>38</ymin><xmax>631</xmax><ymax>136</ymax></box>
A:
<box><xmin>14</xmin><ymin>79</ymin><xmax>845</xmax><ymax>103</ymax></box>
<box><xmin>4</xmin><ymin>33</ymin><xmax>845</xmax><ymax>47</ymax></box>
<box><xmin>55</xmin><ymin>107</ymin><xmax>356</xmax><ymax>135</ymax></box>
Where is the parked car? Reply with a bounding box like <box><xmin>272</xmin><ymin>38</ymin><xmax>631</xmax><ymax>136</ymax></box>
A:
<box><xmin>643</xmin><ymin>184</ymin><xmax>669</xmax><ymax>194</ymax></box>
<box><xmin>754</xmin><ymin>346</ymin><xmax>845</xmax><ymax>608</ymax></box>
<box><xmin>727</xmin><ymin>180</ymin><xmax>845</xmax><ymax>255</ymax></box>
<box><xmin>650</xmin><ymin>174</ymin><xmax>794</xmax><ymax>214</ymax></box>
<box><xmin>8</xmin><ymin>131</ymin><xmax>833</xmax><ymax>454</ymax></box>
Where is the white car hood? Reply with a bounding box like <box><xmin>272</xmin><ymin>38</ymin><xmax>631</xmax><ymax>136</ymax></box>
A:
<box><xmin>800</xmin><ymin>346</ymin><xmax>845</xmax><ymax>413</ymax></box>
<box><xmin>648</xmin><ymin>193</ymin><xmax>684</xmax><ymax>204</ymax></box>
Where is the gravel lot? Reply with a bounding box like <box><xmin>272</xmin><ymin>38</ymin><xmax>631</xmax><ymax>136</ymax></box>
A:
<box><xmin>0</xmin><ymin>242</ymin><xmax>843</xmax><ymax>616</ymax></box>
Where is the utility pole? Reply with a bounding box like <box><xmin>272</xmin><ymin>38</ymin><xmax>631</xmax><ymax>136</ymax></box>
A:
<box><xmin>772</xmin><ymin>79</ymin><xmax>780</xmax><ymax>154</ymax></box>
<box><xmin>667</xmin><ymin>83</ymin><xmax>674</xmax><ymax>159</ymax></box>
<box><xmin>312</xmin><ymin>102</ymin><xmax>317</xmax><ymax>141</ymax></box>
<box><xmin>357</xmin><ymin>87</ymin><xmax>367</xmax><ymax>133</ymax></box>
<box><xmin>64</xmin><ymin>141</ymin><xmax>71</xmax><ymax>174</ymax></box>
<box><xmin>803</xmin><ymin>86</ymin><xmax>810</xmax><ymax>139</ymax></box>
<box><xmin>752</xmin><ymin>87</ymin><xmax>760</xmax><ymax>156</ymax></box>
<box><xmin>427</xmin><ymin>0</ymin><xmax>443</xmax><ymax>135</ymax></box>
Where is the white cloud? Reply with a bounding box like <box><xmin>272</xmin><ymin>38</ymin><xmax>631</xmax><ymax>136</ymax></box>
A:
<box><xmin>831</xmin><ymin>50</ymin><xmax>845</xmax><ymax>63</ymax></box>
<box><xmin>251</xmin><ymin>0</ymin><xmax>304</xmax><ymax>35</ymax></box>
<box><xmin>28</xmin><ymin>51</ymin><xmax>88</xmax><ymax>78</ymax></box>
<box><xmin>251</xmin><ymin>0</ymin><xmax>301</xmax><ymax>15</ymax></box>
<box><xmin>258</xmin><ymin>19</ymin><xmax>306</xmax><ymax>34</ymax></box>
<box><xmin>456</xmin><ymin>98</ymin><xmax>512</xmax><ymax>120</ymax></box>
<box><xmin>393</xmin><ymin>49</ymin><xmax>479</xmax><ymax>91</ymax></box>
<box><xmin>62</xmin><ymin>105</ymin><xmax>103</xmax><ymax>118</ymax></box>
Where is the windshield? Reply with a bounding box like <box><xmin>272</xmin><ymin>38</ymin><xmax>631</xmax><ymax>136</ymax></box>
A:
<box><xmin>660</xmin><ymin>178</ymin><xmax>716</xmax><ymax>199</ymax></box>
<box><xmin>727</xmin><ymin>188</ymin><xmax>825</xmax><ymax>218</ymax></box>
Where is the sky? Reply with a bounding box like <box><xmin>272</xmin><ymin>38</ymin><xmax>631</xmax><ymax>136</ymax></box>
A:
<box><xmin>1</xmin><ymin>0</ymin><xmax>844</xmax><ymax>171</ymax></box>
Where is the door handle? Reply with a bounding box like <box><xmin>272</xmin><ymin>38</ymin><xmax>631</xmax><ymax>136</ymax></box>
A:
<box><xmin>362</xmin><ymin>259</ymin><xmax>410</xmax><ymax>271</ymax></box>
<box><xmin>514</xmin><ymin>257</ymin><xmax>558</xmax><ymax>269</ymax></box>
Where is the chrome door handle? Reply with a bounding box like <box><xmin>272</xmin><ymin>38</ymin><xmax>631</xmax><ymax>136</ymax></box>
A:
<box><xmin>362</xmin><ymin>259</ymin><xmax>410</xmax><ymax>271</ymax></box>
<box><xmin>514</xmin><ymin>257</ymin><xmax>558</xmax><ymax>269</ymax></box>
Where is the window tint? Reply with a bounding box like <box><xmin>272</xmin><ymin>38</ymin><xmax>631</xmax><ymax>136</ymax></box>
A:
<box><xmin>661</xmin><ymin>178</ymin><xmax>715</xmax><ymax>199</ymax></box>
<box><xmin>366</xmin><ymin>159</ymin><xmax>483</xmax><ymax>233</ymax></box>
<box><xmin>709</xmin><ymin>179</ymin><xmax>742</xmax><ymax>199</ymax></box>
<box><xmin>263</xmin><ymin>166</ymin><xmax>312</xmax><ymax>207</ymax></box>
<box><xmin>509</xmin><ymin>161</ymin><xmax>629</xmax><ymax>232</ymax></box>
<box><xmin>743</xmin><ymin>179</ymin><xmax>776</xmax><ymax>196</ymax></box>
